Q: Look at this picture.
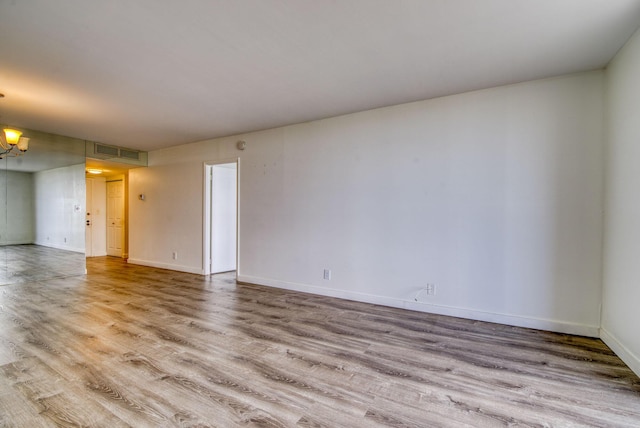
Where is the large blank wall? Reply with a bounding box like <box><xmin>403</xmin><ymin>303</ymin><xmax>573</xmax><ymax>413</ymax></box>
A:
<box><xmin>130</xmin><ymin>71</ymin><xmax>605</xmax><ymax>337</ymax></box>
<box><xmin>601</xmin><ymin>27</ymin><xmax>640</xmax><ymax>375</ymax></box>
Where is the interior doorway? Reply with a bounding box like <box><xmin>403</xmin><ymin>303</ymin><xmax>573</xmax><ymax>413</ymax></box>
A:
<box><xmin>204</xmin><ymin>161</ymin><xmax>238</xmax><ymax>275</ymax></box>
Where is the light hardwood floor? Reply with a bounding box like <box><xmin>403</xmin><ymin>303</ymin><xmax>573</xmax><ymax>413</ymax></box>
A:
<box><xmin>0</xmin><ymin>245</ymin><xmax>85</xmax><ymax>286</ymax></box>
<box><xmin>0</xmin><ymin>257</ymin><xmax>638</xmax><ymax>427</ymax></box>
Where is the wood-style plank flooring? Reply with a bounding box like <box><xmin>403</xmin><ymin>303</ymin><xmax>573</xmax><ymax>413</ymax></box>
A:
<box><xmin>0</xmin><ymin>256</ymin><xmax>639</xmax><ymax>427</ymax></box>
<box><xmin>0</xmin><ymin>245</ymin><xmax>85</xmax><ymax>286</ymax></box>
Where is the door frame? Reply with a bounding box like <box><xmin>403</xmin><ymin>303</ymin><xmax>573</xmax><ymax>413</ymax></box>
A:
<box><xmin>203</xmin><ymin>158</ymin><xmax>239</xmax><ymax>276</ymax></box>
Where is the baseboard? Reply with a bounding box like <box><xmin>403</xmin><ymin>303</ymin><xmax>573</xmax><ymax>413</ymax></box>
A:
<box><xmin>600</xmin><ymin>328</ymin><xmax>640</xmax><ymax>377</ymax></box>
<box><xmin>236</xmin><ymin>274</ymin><xmax>600</xmax><ymax>338</ymax></box>
<box><xmin>87</xmin><ymin>252</ymin><xmax>108</xmax><ymax>257</ymax></box>
<box><xmin>127</xmin><ymin>258</ymin><xmax>205</xmax><ymax>275</ymax></box>
<box><xmin>34</xmin><ymin>241</ymin><xmax>85</xmax><ymax>253</ymax></box>
<box><xmin>0</xmin><ymin>240</ymin><xmax>34</xmax><ymax>246</ymax></box>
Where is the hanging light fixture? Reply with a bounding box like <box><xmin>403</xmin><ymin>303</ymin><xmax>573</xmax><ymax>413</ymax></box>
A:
<box><xmin>0</xmin><ymin>127</ymin><xmax>29</xmax><ymax>158</ymax></box>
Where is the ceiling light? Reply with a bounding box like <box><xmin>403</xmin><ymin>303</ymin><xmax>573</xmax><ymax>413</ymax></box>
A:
<box><xmin>0</xmin><ymin>128</ymin><xmax>29</xmax><ymax>158</ymax></box>
<box><xmin>4</xmin><ymin>128</ymin><xmax>21</xmax><ymax>145</ymax></box>
<box><xmin>86</xmin><ymin>168</ymin><xmax>103</xmax><ymax>174</ymax></box>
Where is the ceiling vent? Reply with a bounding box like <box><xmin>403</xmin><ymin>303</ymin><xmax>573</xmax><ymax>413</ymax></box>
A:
<box><xmin>87</xmin><ymin>142</ymin><xmax>147</xmax><ymax>166</ymax></box>
<box><xmin>95</xmin><ymin>143</ymin><xmax>119</xmax><ymax>157</ymax></box>
<box><xmin>119</xmin><ymin>148</ymin><xmax>140</xmax><ymax>160</ymax></box>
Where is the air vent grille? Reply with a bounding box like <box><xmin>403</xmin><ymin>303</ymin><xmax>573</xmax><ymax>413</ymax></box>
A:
<box><xmin>119</xmin><ymin>149</ymin><xmax>140</xmax><ymax>160</ymax></box>
<box><xmin>87</xmin><ymin>141</ymin><xmax>147</xmax><ymax>166</ymax></box>
<box><xmin>95</xmin><ymin>144</ymin><xmax>119</xmax><ymax>156</ymax></box>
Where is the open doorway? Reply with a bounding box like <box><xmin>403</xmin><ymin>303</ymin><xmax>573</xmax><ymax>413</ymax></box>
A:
<box><xmin>204</xmin><ymin>161</ymin><xmax>238</xmax><ymax>275</ymax></box>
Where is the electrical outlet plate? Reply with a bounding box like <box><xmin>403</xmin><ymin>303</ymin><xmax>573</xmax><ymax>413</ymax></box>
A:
<box><xmin>323</xmin><ymin>269</ymin><xmax>331</xmax><ymax>280</ymax></box>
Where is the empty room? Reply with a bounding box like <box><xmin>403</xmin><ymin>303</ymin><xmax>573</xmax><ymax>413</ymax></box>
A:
<box><xmin>1</xmin><ymin>1</ymin><xmax>640</xmax><ymax>426</ymax></box>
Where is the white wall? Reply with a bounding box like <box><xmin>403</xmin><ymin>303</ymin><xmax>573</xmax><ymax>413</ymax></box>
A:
<box><xmin>129</xmin><ymin>71</ymin><xmax>604</xmax><ymax>336</ymax></box>
<box><xmin>0</xmin><ymin>170</ymin><xmax>34</xmax><ymax>245</ymax></box>
<box><xmin>601</xmin><ymin>27</ymin><xmax>640</xmax><ymax>376</ymax></box>
<box><xmin>129</xmin><ymin>162</ymin><xmax>204</xmax><ymax>272</ymax></box>
<box><xmin>34</xmin><ymin>164</ymin><xmax>86</xmax><ymax>252</ymax></box>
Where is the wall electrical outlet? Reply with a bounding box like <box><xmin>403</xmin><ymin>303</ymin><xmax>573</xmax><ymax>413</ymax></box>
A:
<box><xmin>172</xmin><ymin>252</ymin><xmax>178</xmax><ymax>260</ymax></box>
<box><xmin>415</xmin><ymin>284</ymin><xmax>436</xmax><ymax>301</ymax></box>
<box><xmin>323</xmin><ymin>269</ymin><xmax>331</xmax><ymax>280</ymax></box>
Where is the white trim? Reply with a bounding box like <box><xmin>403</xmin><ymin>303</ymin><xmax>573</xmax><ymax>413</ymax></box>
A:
<box><xmin>203</xmin><ymin>163</ymin><xmax>212</xmax><ymax>275</ymax></box>
<box><xmin>237</xmin><ymin>274</ymin><xmax>600</xmax><ymax>338</ymax></box>
<box><xmin>0</xmin><ymin>240</ymin><xmax>34</xmax><ymax>246</ymax></box>
<box><xmin>600</xmin><ymin>328</ymin><xmax>640</xmax><ymax>377</ymax></box>
<box><xmin>127</xmin><ymin>258</ymin><xmax>205</xmax><ymax>275</ymax></box>
<box><xmin>87</xmin><ymin>251</ymin><xmax>108</xmax><ymax>258</ymax></box>
<box><xmin>34</xmin><ymin>241</ymin><xmax>85</xmax><ymax>253</ymax></box>
<box><xmin>236</xmin><ymin>158</ymin><xmax>241</xmax><ymax>277</ymax></box>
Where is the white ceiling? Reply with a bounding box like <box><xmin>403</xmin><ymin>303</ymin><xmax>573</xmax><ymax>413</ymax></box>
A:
<box><xmin>1</xmin><ymin>0</ymin><xmax>639</xmax><ymax>152</ymax></box>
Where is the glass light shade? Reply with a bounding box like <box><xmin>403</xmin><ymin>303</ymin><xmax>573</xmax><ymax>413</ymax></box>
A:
<box><xmin>17</xmin><ymin>137</ymin><xmax>29</xmax><ymax>152</ymax></box>
<box><xmin>4</xmin><ymin>128</ymin><xmax>22</xmax><ymax>145</ymax></box>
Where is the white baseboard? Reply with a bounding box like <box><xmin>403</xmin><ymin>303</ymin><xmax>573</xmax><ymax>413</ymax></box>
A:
<box><xmin>236</xmin><ymin>274</ymin><xmax>600</xmax><ymax>338</ymax></box>
<box><xmin>600</xmin><ymin>328</ymin><xmax>640</xmax><ymax>377</ymax></box>
<box><xmin>0</xmin><ymin>240</ymin><xmax>34</xmax><ymax>246</ymax></box>
<box><xmin>34</xmin><ymin>241</ymin><xmax>85</xmax><ymax>253</ymax></box>
<box><xmin>127</xmin><ymin>258</ymin><xmax>205</xmax><ymax>275</ymax></box>
<box><xmin>87</xmin><ymin>252</ymin><xmax>108</xmax><ymax>257</ymax></box>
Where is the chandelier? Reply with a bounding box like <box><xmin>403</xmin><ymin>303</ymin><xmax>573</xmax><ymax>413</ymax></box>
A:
<box><xmin>0</xmin><ymin>128</ymin><xmax>29</xmax><ymax>159</ymax></box>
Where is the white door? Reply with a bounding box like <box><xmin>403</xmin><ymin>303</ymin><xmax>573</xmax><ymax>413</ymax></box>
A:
<box><xmin>86</xmin><ymin>177</ymin><xmax>107</xmax><ymax>257</ymax></box>
<box><xmin>85</xmin><ymin>178</ymin><xmax>93</xmax><ymax>256</ymax></box>
<box><xmin>210</xmin><ymin>163</ymin><xmax>237</xmax><ymax>273</ymax></box>
<box><xmin>107</xmin><ymin>180</ymin><xmax>124</xmax><ymax>257</ymax></box>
